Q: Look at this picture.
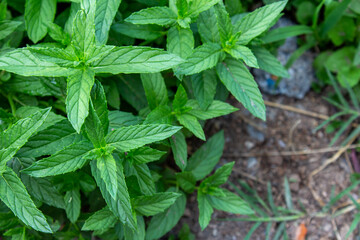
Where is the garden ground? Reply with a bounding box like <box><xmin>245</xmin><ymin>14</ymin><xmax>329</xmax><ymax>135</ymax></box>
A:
<box><xmin>178</xmin><ymin>91</ymin><xmax>358</xmax><ymax>240</ymax></box>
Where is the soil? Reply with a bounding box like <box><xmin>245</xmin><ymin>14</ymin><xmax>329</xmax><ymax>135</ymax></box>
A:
<box><xmin>178</xmin><ymin>91</ymin><xmax>360</xmax><ymax>240</ymax></box>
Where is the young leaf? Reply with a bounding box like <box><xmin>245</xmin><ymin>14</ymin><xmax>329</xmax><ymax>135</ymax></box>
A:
<box><xmin>197</xmin><ymin>192</ymin><xmax>213</xmax><ymax>230</ymax></box>
<box><xmin>22</xmin><ymin>140</ymin><xmax>94</xmax><ymax>177</ymax></box>
<box><xmin>28</xmin><ymin>47</ymin><xmax>79</xmax><ymax>67</ymax></box>
<box><xmin>176</xmin><ymin>171</ymin><xmax>196</xmax><ymax>193</ymax></box>
<box><xmin>66</xmin><ymin>68</ymin><xmax>95</xmax><ymax>133</ymax></box>
<box><xmin>173</xmin><ymin>84</ymin><xmax>188</xmax><ymax>111</ymax></box>
<box><xmin>94</xmin><ymin>0</ymin><xmax>122</xmax><ymax>44</ymax></box>
<box><xmin>90</xmin><ymin>160</ymin><xmax>136</xmax><ymax>230</ymax></box>
<box><xmin>132</xmin><ymin>164</ymin><xmax>156</xmax><ymax>195</ymax></box>
<box><xmin>24</xmin><ymin>0</ymin><xmax>57</xmax><ymax>43</ymax></box>
<box><xmin>105</xmin><ymin>124</ymin><xmax>182</xmax><ymax>152</ymax></box>
<box><xmin>82</xmin><ymin>207</ymin><xmax>117</xmax><ymax>231</ymax></box>
<box><xmin>146</xmin><ymin>189</ymin><xmax>186</xmax><ymax>240</ymax></box>
<box><xmin>133</xmin><ymin>192</ymin><xmax>181</xmax><ymax>216</ymax></box>
<box><xmin>207</xmin><ymin>189</ymin><xmax>253</xmax><ymax>215</ymax></box>
<box><xmin>177</xmin><ymin>114</ymin><xmax>205</xmax><ymax>140</ymax></box>
<box><xmin>203</xmin><ymin>162</ymin><xmax>235</xmax><ymax>186</ymax></box>
<box><xmin>72</xmin><ymin>10</ymin><xmax>95</xmax><ymax>61</ymax></box>
<box><xmin>64</xmin><ymin>188</ymin><xmax>81</xmax><ymax>223</ymax></box>
<box><xmin>0</xmin><ymin>49</ymin><xmax>73</xmax><ymax>77</ymax></box>
<box><xmin>251</xmin><ymin>47</ymin><xmax>289</xmax><ymax>78</ymax></box>
<box><xmin>216</xmin><ymin>57</ymin><xmax>265</xmax><ymax>120</ymax></box>
<box><xmin>91</xmin><ymin>46</ymin><xmax>184</xmax><ymax>74</ymax></box>
<box><xmin>96</xmin><ymin>154</ymin><xmax>118</xmax><ymax>199</ymax></box>
<box><xmin>125</xmin><ymin>7</ymin><xmax>177</xmax><ymax>26</ymax></box>
<box><xmin>214</xmin><ymin>3</ymin><xmax>233</xmax><ymax>45</ymax></box>
<box><xmin>144</xmin><ymin>105</ymin><xmax>174</xmax><ymax>125</ymax></box>
<box><xmin>197</xmin><ymin>7</ymin><xmax>220</xmax><ymax>43</ymax></box>
<box><xmin>226</xmin><ymin>45</ymin><xmax>259</xmax><ymax>68</ymax></box>
<box><xmin>191</xmin><ymin>69</ymin><xmax>218</xmax><ymax>109</ymax></box>
<box><xmin>186</xmin><ymin>130</ymin><xmax>224</xmax><ymax>180</ymax></box>
<box><xmin>234</xmin><ymin>1</ymin><xmax>287</xmax><ymax>45</ymax></box>
<box><xmin>141</xmin><ymin>73</ymin><xmax>168</xmax><ymax>110</ymax></box>
<box><xmin>0</xmin><ymin>108</ymin><xmax>50</xmax><ymax>167</ymax></box>
<box><xmin>131</xmin><ymin>147</ymin><xmax>166</xmax><ymax>164</ymax></box>
<box><xmin>176</xmin><ymin>43</ymin><xmax>223</xmax><ymax>75</ymax></box>
<box><xmin>170</xmin><ymin>130</ymin><xmax>187</xmax><ymax>171</ymax></box>
<box><xmin>167</xmin><ymin>26</ymin><xmax>194</xmax><ymax>59</ymax></box>
<box><xmin>47</xmin><ymin>23</ymin><xmax>71</xmax><ymax>45</ymax></box>
<box><xmin>186</xmin><ymin>100</ymin><xmax>238</xmax><ymax>120</ymax></box>
<box><xmin>0</xmin><ymin>168</ymin><xmax>52</xmax><ymax>233</ymax></box>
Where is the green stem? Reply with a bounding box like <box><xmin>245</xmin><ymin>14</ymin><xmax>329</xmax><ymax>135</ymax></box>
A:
<box><xmin>7</xmin><ymin>95</ymin><xmax>16</xmax><ymax>117</ymax></box>
<box><xmin>219</xmin><ymin>213</ymin><xmax>306</xmax><ymax>222</ymax></box>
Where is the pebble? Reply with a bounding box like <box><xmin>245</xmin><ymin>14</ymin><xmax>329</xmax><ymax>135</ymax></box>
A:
<box><xmin>244</xmin><ymin>141</ymin><xmax>255</xmax><ymax>150</ymax></box>
<box><xmin>246</xmin><ymin>125</ymin><xmax>265</xmax><ymax>142</ymax></box>
<box><xmin>268</xmin><ymin>151</ymin><xmax>283</xmax><ymax>165</ymax></box>
<box><xmin>253</xmin><ymin>18</ymin><xmax>316</xmax><ymax>99</ymax></box>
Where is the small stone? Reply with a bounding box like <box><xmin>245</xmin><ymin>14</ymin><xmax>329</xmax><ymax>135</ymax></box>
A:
<box><xmin>246</xmin><ymin>125</ymin><xmax>265</xmax><ymax>142</ymax></box>
<box><xmin>245</xmin><ymin>141</ymin><xmax>255</xmax><ymax>150</ymax></box>
<box><xmin>278</xmin><ymin>139</ymin><xmax>286</xmax><ymax>148</ymax></box>
<box><xmin>212</xmin><ymin>228</ymin><xmax>218</xmax><ymax>237</ymax></box>
<box><xmin>268</xmin><ymin>152</ymin><xmax>283</xmax><ymax>165</ymax></box>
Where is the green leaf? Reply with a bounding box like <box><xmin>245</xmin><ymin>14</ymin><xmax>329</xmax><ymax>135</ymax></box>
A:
<box><xmin>261</xmin><ymin>25</ymin><xmax>313</xmax><ymax>44</ymax></box>
<box><xmin>251</xmin><ymin>47</ymin><xmax>289</xmax><ymax>78</ymax></box>
<box><xmin>116</xmin><ymin>74</ymin><xmax>147</xmax><ymax>111</ymax></box>
<box><xmin>91</xmin><ymin>46</ymin><xmax>183</xmax><ymax>74</ymax></box>
<box><xmin>216</xmin><ymin>57</ymin><xmax>265</xmax><ymax>120</ymax></box>
<box><xmin>47</xmin><ymin>23</ymin><xmax>71</xmax><ymax>45</ymax></box>
<box><xmin>207</xmin><ymin>189</ymin><xmax>253</xmax><ymax>214</ymax></box>
<box><xmin>227</xmin><ymin>45</ymin><xmax>259</xmax><ymax>68</ymax></box>
<box><xmin>173</xmin><ymin>84</ymin><xmax>188</xmax><ymax>111</ymax></box>
<box><xmin>22</xmin><ymin>140</ymin><xmax>94</xmax><ymax>177</ymax></box>
<box><xmin>167</xmin><ymin>26</ymin><xmax>194</xmax><ymax>59</ymax></box>
<box><xmin>320</xmin><ymin>0</ymin><xmax>352</xmax><ymax>37</ymax></box>
<box><xmin>21</xmin><ymin>174</ymin><xmax>65</xmax><ymax>209</ymax></box>
<box><xmin>90</xmin><ymin>160</ymin><xmax>136</xmax><ymax>230</ymax></box>
<box><xmin>144</xmin><ymin>105</ymin><xmax>174</xmax><ymax>125</ymax></box>
<box><xmin>0</xmin><ymin>108</ymin><xmax>51</xmax><ymax>168</ymax></box>
<box><xmin>97</xmin><ymin>154</ymin><xmax>117</xmax><ymax>199</ymax></box>
<box><xmin>0</xmin><ymin>49</ymin><xmax>73</xmax><ymax>77</ymax></box>
<box><xmin>186</xmin><ymin>100</ymin><xmax>238</xmax><ymax>120</ymax></box>
<box><xmin>112</xmin><ymin>22</ymin><xmax>164</xmax><ymax>40</ymax></box>
<box><xmin>90</xmin><ymin>80</ymin><xmax>109</xmax><ymax>135</ymax></box>
<box><xmin>66</xmin><ymin>68</ymin><xmax>95</xmax><ymax>133</ymax></box>
<box><xmin>82</xmin><ymin>207</ymin><xmax>117</xmax><ymax>231</ymax></box>
<box><xmin>234</xmin><ymin>1</ymin><xmax>287</xmax><ymax>45</ymax></box>
<box><xmin>95</xmin><ymin>0</ymin><xmax>122</xmax><ymax>44</ymax></box>
<box><xmin>125</xmin><ymin>7</ymin><xmax>177</xmax><ymax>26</ymax></box>
<box><xmin>132</xmin><ymin>163</ymin><xmax>156</xmax><ymax>195</ymax></box>
<box><xmin>146</xmin><ymin>189</ymin><xmax>186</xmax><ymax>240</ymax></box>
<box><xmin>64</xmin><ymin>188</ymin><xmax>81</xmax><ymax>223</ymax></box>
<box><xmin>197</xmin><ymin>7</ymin><xmax>220</xmax><ymax>43</ymax></box>
<box><xmin>84</xmin><ymin>100</ymin><xmax>106</xmax><ymax>148</ymax></box>
<box><xmin>106</xmin><ymin>124</ymin><xmax>182</xmax><ymax>152</ymax></box>
<box><xmin>141</xmin><ymin>73</ymin><xmax>168</xmax><ymax>110</ymax></box>
<box><xmin>176</xmin><ymin>171</ymin><xmax>196</xmax><ymax>193</ymax></box>
<box><xmin>24</xmin><ymin>0</ymin><xmax>57</xmax><ymax>43</ymax></box>
<box><xmin>125</xmin><ymin>215</ymin><xmax>145</xmax><ymax>240</ymax></box>
<box><xmin>133</xmin><ymin>192</ymin><xmax>181</xmax><ymax>216</ymax></box>
<box><xmin>197</xmin><ymin>192</ymin><xmax>213</xmax><ymax>230</ymax></box>
<box><xmin>0</xmin><ymin>168</ymin><xmax>52</xmax><ymax>233</ymax></box>
<box><xmin>186</xmin><ymin>130</ymin><xmax>224</xmax><ymax>180</ymax></box>
<box><xmin>72</xmin><ymin>10</ymin><xmax>96</xmax><ymax>61</ymax></box>
<box><xmin>0</xmin><ymin>20</ymin><xmax>22</xmax><ymax>40</ymax></box>
<box><xmin>176</xmin><ymin>43</ymin><xmax>223</xmax><ymax>75</ymax></box>
<box><xmin>17</xmin><ymin>120</ymin><xmax>83</xmax><ymax>158</ymax></box>
<box><xmin>170</xmin><ymin>131</ymin><xmax>187</xmax><ymax>171</ymax></box>
<box><xmin>28</xmin><ymin>47</ymin><xmax>78</xmax><ymax>67</ymax></box>
<box><xmin>176</xmin><ymin>114</ymin><xmax>205</xmax><ymax>140</ymax></box>
<box><xmin>214</xmin><ymin>3</ymin><xmax>233</xmax><ymax>45</ymax></box>
<box><xmin>187</xmin><ymin>0</ymin><xmax>221</xmax><ymax>18</ymax></box>
<box><xmin>191</xmin><ymin>69</ymin><xmax>218</xmax><ymax>109</ymax></box>
<box><xmin>203</xmin><ymin>162</ymin><xmax>234</xmax><ymax>186</ymax></box>
<box><xmin>130</xmin><ymin>147</ymin><xmax>166</xmax><ymax>164</ymax></box>
<box><xmin>109</xmin><ymin>111</ymin><xmax>143</xmax><ymax>128</ymax></box>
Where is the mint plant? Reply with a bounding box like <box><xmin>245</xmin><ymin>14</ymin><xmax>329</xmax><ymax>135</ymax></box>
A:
<box><xmin>0</xmin><ymin>0</ymin><xmax>287</xmax><ymax>238</ymax></box>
